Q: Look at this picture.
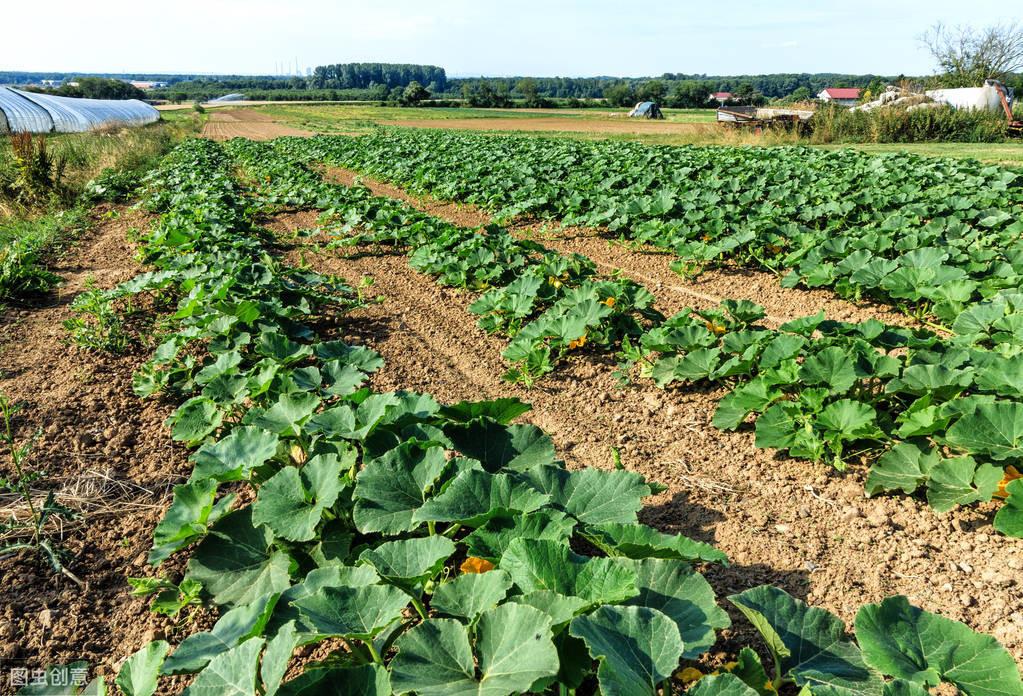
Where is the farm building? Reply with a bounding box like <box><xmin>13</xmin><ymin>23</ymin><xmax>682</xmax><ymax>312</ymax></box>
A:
<box><xmin>710</xmin><ymin>91</ymin><xmax>733</xmax><ymax>104</ymax></box>
<box><xmin>0</xmin><ymin>86</ymin><xmax>159</xmax><ymax>134</ymax></box>
<box><xmin>817</xmin><ymin>87</ymin><xmax>862</xmax><ymax>106</ymax></box>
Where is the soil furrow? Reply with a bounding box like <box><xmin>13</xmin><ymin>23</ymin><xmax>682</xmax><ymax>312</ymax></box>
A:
<box><xmin>0</xmin><ymin>206</ymin><xmax>202</xmax><ymax>688</ymax></box>
<box><xmin>269</xmin><ymin>209</ymin><xmax>1023</xmax><ymax>663</ymax></box>
<box><xmin>322</xmin><ymin>165</ymin><xmax>918</xmax><ymax>328</ymax></box>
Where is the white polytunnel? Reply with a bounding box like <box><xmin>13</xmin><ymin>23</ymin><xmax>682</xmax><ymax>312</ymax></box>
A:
<box><xmin>0</xmin><ymin>86</ymin><xmax>160</xmax><ymax>134</ymax></box>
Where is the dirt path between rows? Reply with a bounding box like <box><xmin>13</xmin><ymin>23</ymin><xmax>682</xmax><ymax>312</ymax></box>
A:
<box><xmin>323</xmin><ymin>166</ymin><xmax>917</xmax><ymax>329</ymax></box>
<box><xmin>201</xmin><ymin>109</ymin><xmax>313</xmax><ymax>141</ymax></box>
<box><xmin>267</xmin><ymin>208</ymin><xmax>1023</xmax><ymax>664</ymax></box>
<box><xmin>0</xmin><ymin>206</ymin><xmax>197</xmax><ymax>690</ymax></box>
<box><xmin>383</xmin><ymin>117</ymin><xmax>716</xmax><ymax>136</ymax></box>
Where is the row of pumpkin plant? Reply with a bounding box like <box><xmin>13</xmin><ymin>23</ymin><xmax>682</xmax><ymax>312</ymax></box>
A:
<box><xmin>29</xmin><ymin>138</ymin><xmax>1023</xmax><ymax>695</ymax></box>
<box><xmin>278</xmin><ymin>129</ymin><xmax>1023</xmax><ymax>329</ymax></box>
<box><xmin>221</xmin><ymin>138</ymin><xmax>1023</xmax><ymax>535</ymax></box>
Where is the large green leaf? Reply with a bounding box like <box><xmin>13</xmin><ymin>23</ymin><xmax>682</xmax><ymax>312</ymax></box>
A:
<box><xmin>444</xmin><ymin>421</ymin><xmax>556</xmax><ymax>472</ymax></box>
<box><xmin>116</xmin><ymin>641</ymin><xmax>170</xmax><ymax>696</ymax></box>
<box><xmin>569</xmin><ymin>605</ymin><xmax>684</xmax><ymax>696</ymax></box>
<box><xmin>359</xmin><ymin>535</ymin><xmax>456</xmax><ymax>585</ymax></box>
<box><xmin>500</xmin><ymin>538</ymin><xmax>638</xmax><ymax>605</ymax></box>
<box><xmin>583</xmin><ymin>522</ymin><xmax>728</xmax><ymax>564</ymax></box>
<box><xmin>190</xmin><ymin>426</ymin><xmax>280</xmax><ymax>483</ymax></box>
<box><xmin>520</xmin><ymin>465</ymin><xmax>651</xmax><ymax>524</ymax></box>
<box><xmin>414</xmin><ymin>469</ymin><xmax>551</xmax><ymax>526</ymax></box>
<box><xmin>185</xmin><ymin>508</ymin><xmax>294</xmax><ymax>608</ymax></box>
<box><xmin>945</xmin><ymin>401</ymin><xmax>1023</xmax><ymax>461</ymax></box>
<box><xmin>252</xmin><ymin>454</ymin><xmax>345</xmax><ymax>542</ymax></box>
<box><xmin>268</xmin><ymin>565</ymin><xmax>381</xmax><ymax>638</ymax></box>
<box><xmin>925</xmin><ymin>457</ymin><xmax>1002</xmax><ymax>512</ymax></box>
<box><xmin>293</xmin><ymin>583</ymin><xmax>409</xmax><ymax>640</ymax></box>
<box><xmin>172</xmin><ymin>397</ymin><xmax>224</xmax><ymax>444</ymax></box>
<box><xmin>150</xmin><ymin>479</ymin><xmax>234</xmax><ymax>565</ymax></box>
<box><xmin>247</xmin><ymin>393</ymin><xmax>321</xmax><ymax>437</ymax></box>
<box><xmin>276</xmin><ymin>664</ymin><xmax>391</xmax><ymax>696</ymax></box>
<box><xmin>623</xmin><ymin>558</ymin><xmax>730</xmax><ymax>659</ymax></box>
<box><xmin>688</xmin><ymin>673</ymin><xmax>762</xmax><ymax>696</ymax></box>
<box><xmin>800</xmin><ymin>347</ymin><xmax>858</xmax><ymax>394</ymax></box>
<box><xmin>162</xmin><ymin>593</ymin><xmax>279</xmax><ymax>674</ymax></box>
<box><xmin>390</xmin><ymin>604</ymin><xmax>559</xmax><ymax>696</ymax></box>
<box><xmin>182</xmin><ymin>637</ymin><xmax>263</xmax><ymax>696</ymax></box>
<box><xmin>261</xmin><ymin>622</ymin><xmax>298</xmax><ymax>696</ymax></box>
<box><xmin>855</xmin><ymin>596</ymin><xmax>1023</xmax><ymax>696</ymax></box>
<box><xmin>994</xmin><ymin>478</ymin><xmax>1023</xmax><ymax>537</ymax></box>
<box><xmin>438</xmin><ymin>398</ymin><xmax>532</xmax><ymax>424</ymax></box>
<box><xmin>729</xmin><ymin>585</ymin><xmax>882</xmax><ymax>696</ymax></box>
<box><xmin>353</xmin><ymin>443</ymin><xmax>449</xmax><ymax>534</ymax></box>
<box><xmin>507</xmin><ymin>590</ymin><xmax>590</xmax><ymax>627</ymax></box>
<box><xmin>865</xmin><ymin>445</ymin><xmax>940</xmax><ymax>496</ymax></box>
<box><xmin>431</xmin><ymin>570</ymin><xmax>514</xmax><ymax>621</ymax></box>
<box><xmin>462</xmin><ymin>510</ymin><xmax>576</xmax><ymax>562</ymax></box>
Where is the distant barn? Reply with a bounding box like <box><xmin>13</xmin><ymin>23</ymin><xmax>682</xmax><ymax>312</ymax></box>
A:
<box><xmin>0</xmin><ymin>86</ymin><xmax>159</xmax><ymax>134</ymax></box>
<box><xmin>817</xmin><ymin>88</ymin><xmax>862</xmax><ymax>107</ymax></box>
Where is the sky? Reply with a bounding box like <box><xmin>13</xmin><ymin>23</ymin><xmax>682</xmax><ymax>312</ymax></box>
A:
<box><xmin>3</xmin><ymin>0</ymin><xmax>1020</xmax><ymax>77</ymax></box>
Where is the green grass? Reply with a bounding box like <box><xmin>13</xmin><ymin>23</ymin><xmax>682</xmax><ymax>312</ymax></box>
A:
<box><xmin>0</xmin><ymin>111</ymin><xmax>205</xmax><ymax>300</ymax></box>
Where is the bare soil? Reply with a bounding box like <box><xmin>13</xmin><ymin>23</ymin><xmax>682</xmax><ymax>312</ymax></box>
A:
<box><xmin>279</xmin><ymin>170</ymin><xmax>1023</xmax><ymax>661</ymax></box>
<box><xmin>0</xmin><ymin>206</ymin><xmax>200</xmax><ymax>692</ymax></box>
<box><xmin>201</xmin><ymin>110</ymin><xmax>313</xmax><ymax>141</ymax></box>
<box><xmin>382</xmin><ymin>117</ymin><xmax>715</xmax><ymax>136</ymax></box>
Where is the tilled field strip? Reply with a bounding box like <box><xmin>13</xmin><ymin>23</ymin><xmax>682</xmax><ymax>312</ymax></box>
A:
<box><xmin>201</xmin><ymin>110</ymin><xmax>313</xmax><ymax>141</ymax></box>
<box><xmin>321</xmin><ymin>166</ymin><xmax>920</xmax><ymax>330</ymax></box>
<box><xmin>0</xmin><ymin>207</ymin><xmax>194</xmax><ymax>684</ymax></box>
<box><xmin>264</xmin><ymin>192</ymin><xmax>1023</xmax><ymax>662</ymax></box>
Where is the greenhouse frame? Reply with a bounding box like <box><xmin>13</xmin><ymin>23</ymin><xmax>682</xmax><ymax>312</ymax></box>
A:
<box><xmin>0</xmin><ymin>87</ymin><xmax>159</xmax><ymax>134</ymax></box>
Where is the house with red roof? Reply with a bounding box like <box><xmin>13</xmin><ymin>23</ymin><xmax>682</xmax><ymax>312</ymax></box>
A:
<box><xmin>709</xmin><ymin>91</ymin><xmax>733</xmax><ymax>104</ymax></box>
<box><xmin>817</xmin><ymin>87</ymin><xmax>862</xmax><ymax>106</ymax></box>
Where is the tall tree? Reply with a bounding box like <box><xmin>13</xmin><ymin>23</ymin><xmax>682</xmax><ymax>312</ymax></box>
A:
<box><xmin>921</xmin><ymin>22</ymin><xmax>1023</xmax><ymax>86</ymax></box>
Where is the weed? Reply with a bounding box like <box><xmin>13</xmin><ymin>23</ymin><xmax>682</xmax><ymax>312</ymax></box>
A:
<box><xmin>0</xmin><ymin>390</ymin><xmax>80</xmax><ymax>583</ymax></box>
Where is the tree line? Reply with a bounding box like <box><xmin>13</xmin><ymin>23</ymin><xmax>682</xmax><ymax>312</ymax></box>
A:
<box><xmin>308</xmin><ymin>63</ymin><xmax>447</xmax><ymax>91</ymax></box>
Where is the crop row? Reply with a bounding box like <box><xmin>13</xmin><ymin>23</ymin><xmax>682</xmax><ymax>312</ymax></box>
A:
<box><xmin>222</xmin><ymin>139</ymin><xmax>1023</xmax><ymax>535</ymax></box>
<box><xmin>284</xmin><ymin>130</ymin><xmax>1023</xmax><ymax>329</ymax></box>
<box><xmin>39</xmin><ymin>138</ymin><xmax>1023</xmax><ymax>696</ymax></box>
<box><xmin>228</xmin><ymin>137</ymin><xmax>665</xmax><ymax>384</ymax></box>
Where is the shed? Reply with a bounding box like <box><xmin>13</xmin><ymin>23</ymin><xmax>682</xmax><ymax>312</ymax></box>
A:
<box><xmin>628</xmin><ymin>101</ymin><xmax>664</xmax><ymax>119</ymax></box>
<box><xmin>0</xmin><ymin>87</ymin><xmax>159</xmax><ymax>134</ymax></box>
<box><xmin>817</xmin><ymin>88</ymin><xmax>862</xmax><ymax>107</ymax></box>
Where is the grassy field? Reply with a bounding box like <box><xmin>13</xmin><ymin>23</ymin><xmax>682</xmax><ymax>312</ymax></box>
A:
<box><xmin>0</xmin><ymin>110</ymin><xmax>204</xmax><ymax>299</ymax></box>
<box><xmin>249</xmin><ymin>103</ymin><xmax>1023</xmax><ymax>166</ymax></box>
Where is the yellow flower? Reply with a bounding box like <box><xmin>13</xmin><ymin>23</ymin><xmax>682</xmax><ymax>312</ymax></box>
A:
<box><xmin>603</xmin><ymin>297</ymin><xmax>616</xmax><ymax>308</ymax></box>
<box><xmin>676</xmin><ymin>667</ymin><xmax>705</xmax><ymax>684</ymax></box>
<box><xmin>548</xmin><ymin>275</ymin><xmax>563</xmax><ymax>289</ymax></box>
<box><xmin>705</xmin><ymin>320</ymin><xmax>727</xmax><ymax>336</ymax></box>
<box><xmin>568</xmin><ymin>334</ymin><xmax>588</xmax><ymax>350</ymax></box>
<box><xmin>460</xmin><ymin>557</ymin><xmax>495</xmax><ymax>574</ymax></box>
<box><xmin>995</xmin><ymin>465</ymin><xmax>1022</xmax><ymax>499</ymax></box>
<box><xmin>767</xmin><ymin>244</ymin><xmax>783</xmax><ymax>254</ymax></box>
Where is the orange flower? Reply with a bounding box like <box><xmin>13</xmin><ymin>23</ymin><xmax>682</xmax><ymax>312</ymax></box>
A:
<box><xmin>568</xmin><ymin>334</ymin><xmax>588</xmax><ymax>350</ymax></box>
<box><xmin>603</xmin><ymin>297</ymin><xmax>616</xmax><ymax>308</ymax></box>
<box><xmin>705</xmin><ymin>320</ymin><xmax>727</xmax><ymax>336</ymax></box>
<box><xmin>995</xmin><ymin>465</ymin><xmax>1022</xmax><ymax>499</ymax></box>
<box><xmin>460</xmin><ymin>557</ymin><xmax>495</xmax><ymax>574</ymax></box>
